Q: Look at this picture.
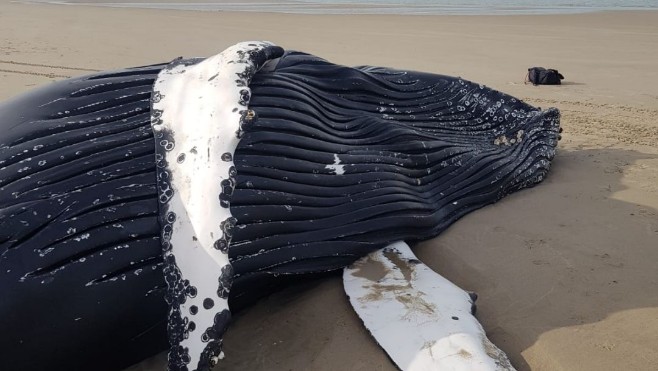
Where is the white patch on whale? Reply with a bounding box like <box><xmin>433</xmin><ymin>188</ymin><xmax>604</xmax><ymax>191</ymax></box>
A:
<box><xmin>325</xmin><ymin>154</ymin><xmax>345</xmax><ymax>175</ymax></box>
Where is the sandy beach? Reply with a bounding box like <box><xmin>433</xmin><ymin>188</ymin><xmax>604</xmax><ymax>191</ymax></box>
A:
<box><xmin>1</xmin><ymin>1</ymin><xmax>657</xmax><ymax>370</ymax></box>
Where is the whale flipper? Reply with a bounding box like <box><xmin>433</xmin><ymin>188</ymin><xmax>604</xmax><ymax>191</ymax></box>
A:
<box><xmin>344</xmin><ymin>241</ymin><xmax>515</xmax><ymax>370</ymax></box>
<box><xmin>151</xmin><ymin>42</ymin><xmax>285</xmax><ymax>371</ymax></box>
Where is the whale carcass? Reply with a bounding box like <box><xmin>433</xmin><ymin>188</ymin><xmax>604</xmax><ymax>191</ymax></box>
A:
<box><xmin>0</xmin><ymin>42</ymin><xmax>560</xmax><ymax>371</ymax></box>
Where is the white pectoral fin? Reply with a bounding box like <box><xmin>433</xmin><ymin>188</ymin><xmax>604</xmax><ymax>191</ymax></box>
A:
<box><xmin>151</xmin><ymin>42</ymin><xmax>284</xmax><ymax>371</ymax></box>
<box><xmin>343</xmin><ymin>241</ymin><xmax>515</xmax><ymax>371</ymax></box>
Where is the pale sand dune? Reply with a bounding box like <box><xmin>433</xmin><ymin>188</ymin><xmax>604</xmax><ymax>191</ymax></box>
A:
<box><xmin>1</xmin><ymin>1</ymin><xmax>657</xmax><ymax>370</ymax></box>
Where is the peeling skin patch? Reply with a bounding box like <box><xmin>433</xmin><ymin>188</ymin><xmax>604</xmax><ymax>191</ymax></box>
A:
<box><xmin>325</xmin><ymin>153</ymin><xmax>345</xmax><ymax>175</ymax></box>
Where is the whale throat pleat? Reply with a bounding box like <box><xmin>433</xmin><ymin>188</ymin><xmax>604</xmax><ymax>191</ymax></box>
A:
<box><xmin>228</xmin><ymin>50</ymin><xmax>560</xmax><ymax>281</ymax></box>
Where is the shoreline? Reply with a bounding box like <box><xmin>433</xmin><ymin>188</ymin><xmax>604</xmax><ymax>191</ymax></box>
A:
<box><xmin>2</xmin><ymin>1</ymin><xmax>658</xmax><ymax>370</ymax></box>
<box><xmin>22</xmin><ymin>1</ymin><xmax>658</xmax><ymax>16</ymax></box>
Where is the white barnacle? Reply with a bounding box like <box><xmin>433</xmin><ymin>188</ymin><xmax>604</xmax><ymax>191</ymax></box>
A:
<box><xmin>516</xmin><ymin>130</ymin><xmax>525</xmax><ymax>141</ymax></box>
<box><xmin>493</xmin><ymin>135</ymin><xmax>510</xmax><ymax>146</ymax></box>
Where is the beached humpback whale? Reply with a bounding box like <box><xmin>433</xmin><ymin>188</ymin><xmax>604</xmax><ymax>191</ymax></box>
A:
<box><xmin>0</xmin><ymin>41</ymin><xmax>560</xmax><ymax>371</ymax></box>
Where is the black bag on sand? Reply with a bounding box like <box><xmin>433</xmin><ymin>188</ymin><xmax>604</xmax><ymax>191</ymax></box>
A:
<box><xmin>526</xmin><ymin>67</ymin><xmax>564</xmax><ymax>85</ymax></box>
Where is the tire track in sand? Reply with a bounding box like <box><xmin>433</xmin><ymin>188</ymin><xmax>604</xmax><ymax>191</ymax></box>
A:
<box><xmin>0</xmin><ymin>60</ymin><xmax>101</xmax><ymax>79</ymax></box>
<box><xmin>0</xmin><ymin>60</ymin><xmax>100</xmax><ymax>72</ymax></box>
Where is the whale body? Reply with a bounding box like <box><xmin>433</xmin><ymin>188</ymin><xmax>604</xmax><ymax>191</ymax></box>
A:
<box><xmin>0</xmin><ymin>42</ymin><xmax>560</xmax><ymax>371</ymax></box>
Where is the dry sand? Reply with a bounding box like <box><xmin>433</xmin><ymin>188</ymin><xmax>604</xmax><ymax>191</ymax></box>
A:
<box><xmin>1</xmin><ymin>1</ymin><xmax>657</xmax><ymax>370</ymax></box>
